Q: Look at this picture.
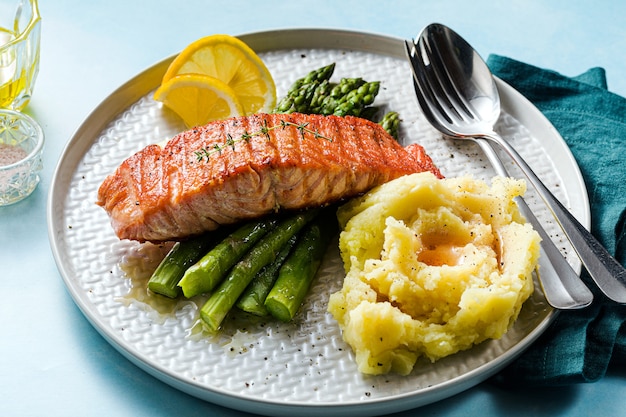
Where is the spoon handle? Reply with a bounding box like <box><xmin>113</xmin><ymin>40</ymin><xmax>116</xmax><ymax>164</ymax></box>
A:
<box><xmin>485</xmin><ymin>132</ymin><xmax>626</xmax><ymax>303</ymax></box>
<box><xmin>476</xmin><ymin>138</ymin><xmax>593</xmax><ymax>309</ymax></box>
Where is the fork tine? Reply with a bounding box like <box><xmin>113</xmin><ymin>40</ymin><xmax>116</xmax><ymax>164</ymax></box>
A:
<box><xmin>415</xmin><ymin>37</ymin><xmax>465</xmax><ymax>122</ymax></box>
<box><xmin>404</xmin><ymin>40</ymin><xmax>444</xmax><ymax>121</ymax></box>
<box><xmin>405</xmin><ymin>41</ymin><xmax>438</xmax><ymax>108</ymax></box>
<box><xmin>405</xmin><ymin>39</ymin><xmax>457</xmax><ymax>130</ymax></box>
<box><xmin>421</xmin><ymin>32</ymin><xmax>479</xmax><ymax>121</ymax></box>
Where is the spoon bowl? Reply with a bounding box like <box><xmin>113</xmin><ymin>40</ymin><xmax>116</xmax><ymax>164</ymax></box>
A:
<box><xmin>420</xmin><ymin>23</ymin><xmax>501</xmax><ymax>127</ymax></box>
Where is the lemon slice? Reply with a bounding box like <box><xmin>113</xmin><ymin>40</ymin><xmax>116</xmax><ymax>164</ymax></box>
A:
<box><xmin>162</xmin><ymin>34</ymin><xmax>276</xmax><ymax>115</ymax></box>
<box><xmin>154</xmin><ymin>74</ymin><xmax>245</xmax><ymax>128</ymax></box>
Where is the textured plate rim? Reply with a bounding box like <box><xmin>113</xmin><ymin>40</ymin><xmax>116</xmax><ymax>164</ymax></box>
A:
<box><xmin>46</xmin><ymin>28</ymin><xmax>589</xmax><ymax>416</ymax></box>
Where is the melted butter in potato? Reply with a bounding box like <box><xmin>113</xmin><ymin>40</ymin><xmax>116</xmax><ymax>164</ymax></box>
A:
<box><xmin>328</xmin><ymin>172</ymin><xmax>541</xmax><ymax>376</ymax></box>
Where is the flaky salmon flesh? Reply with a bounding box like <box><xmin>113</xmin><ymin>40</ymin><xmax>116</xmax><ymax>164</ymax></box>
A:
<box><xmin>96</xmin><ymin>113</ymin><xmax>443</xmax><ymax>242</ymax></box>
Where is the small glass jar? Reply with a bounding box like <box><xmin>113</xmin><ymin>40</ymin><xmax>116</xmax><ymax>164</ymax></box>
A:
<box><xmin>0</xmin><ymin>109</ymin><xmax>43</xmax><ymax>205</ymax></box>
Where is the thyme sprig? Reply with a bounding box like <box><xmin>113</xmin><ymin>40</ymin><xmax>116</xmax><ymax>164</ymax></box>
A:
<box><xmin>194</xmin><ymin>120</ymin><xmax>333</xmax><ymax>162</ymax></box>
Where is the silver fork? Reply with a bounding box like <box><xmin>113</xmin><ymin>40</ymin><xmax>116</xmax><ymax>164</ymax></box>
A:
<box><xmin>404</xmin><ymin>37</ymin><xmax>596</xmax><ymax>309</ymax></box>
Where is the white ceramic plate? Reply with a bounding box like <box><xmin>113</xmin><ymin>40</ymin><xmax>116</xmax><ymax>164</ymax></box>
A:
<box><xmin>48</xmin><ymin>29</ymin><xmax>589</xmax><ymax>417</ymax></box>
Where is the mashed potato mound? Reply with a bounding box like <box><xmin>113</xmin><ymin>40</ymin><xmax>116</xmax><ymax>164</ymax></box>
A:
<box><xmin>328</xmin><ymin>172</ymin><xmax>541</xmax><ymax>375</ymax></box>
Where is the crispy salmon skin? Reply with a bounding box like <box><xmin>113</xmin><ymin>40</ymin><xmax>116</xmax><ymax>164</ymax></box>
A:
<box><xmin>96</xmin><ymin>113</ymin><xmax>442</xmax><ymax>242</ymax></box>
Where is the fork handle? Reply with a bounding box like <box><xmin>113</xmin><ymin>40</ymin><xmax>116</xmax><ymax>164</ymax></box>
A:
<box><xmin>477</xmin><ymin>139</ymin><xmax>593</xmax><ymax>309</ymax></box>
<box><xmin>484</xmin><ymin>132</ymin><xmax>626</xmax><ymax>303</ymax></box>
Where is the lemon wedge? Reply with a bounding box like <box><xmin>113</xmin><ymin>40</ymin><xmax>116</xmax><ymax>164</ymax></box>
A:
<box><xmin>161</xmin><ymin>34</ymin><xmax>276</xmax><ymax>115</ymax></box>
<box><xmin>153</xmin><ymin>74</ymin><xmax>245</xmax><ymax>128</ymax></box>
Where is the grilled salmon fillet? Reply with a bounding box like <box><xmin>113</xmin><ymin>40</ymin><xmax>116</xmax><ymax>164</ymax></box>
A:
<box><xmin>97</xmin><ymin>113</ymin><xmax>442</xmax><ymax>242</ymax></box>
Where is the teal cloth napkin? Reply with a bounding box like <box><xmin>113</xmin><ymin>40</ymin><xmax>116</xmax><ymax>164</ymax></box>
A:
<box><xmin>485</xmin><ymin>55</ymin><xmax>626</xmax><ymax>386</ymax></box>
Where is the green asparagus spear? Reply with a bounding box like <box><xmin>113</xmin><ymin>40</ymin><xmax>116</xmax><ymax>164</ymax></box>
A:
<box><xmin>274</xmin><ymin>84</ymin><xmax>311</xmax><ymax>113</ymax></box>
<box><xmin>319</xmin><ymin>77</ymin><xmax>366</xmax><ymax>115</ymax></box>
<box><xmin>274</xmin><ymin>93</ymin><xmax>298</xmax><ymax>114</ymax></box>
<box><xmin>273</xmin><ymin>63</ymin><xmax>335</xmax><ymax>113</ymax></box>
<box><xmin>298</xmin><ymin>62</ymin><xmax>335</xmax><ymax>85</ymax></box>
<box><xmin>307</xmin><ymin>79</ymin><xmax>332</xmax><ymax>114</ymax></box>
<box><xmin>235</xmin><ymin>234</ymin><xmax>297</xmax><ymax>316</ymax></box>
<box><xmin>290</xmin><ymin>81</ymin><xmax>320</xmax><ymax>114</ymax></box>
<box><xmin>264</xmin><ymin>214</ymin><xmax>338</xmax><ymax>322</ymax></box>
<box><xmin>379</xmin><ymin>111</ymin><xmax>400</xmax><ymax>139</ymax></box>
<box><xmin>199</xmin><ymin>209</ymin><xmax>319</xmax><ymax>332</ymax></box>
<box><xmin>333</xmin><ymin>81</ymin><xmax>380</xmax><ymax>117</ymax></box>
<box><xmin>147</xmin><ymin>233</ymin><xmax>219</xmax><ymax>298</ymax></box>
<box><xmin>178</xmin><ymin>218</ymin><xmax>278</xmax><ymax>298</ymax></box>
<box><xmin>329</xmin><ymin>77</ymin><xmax>366</xmax><ymax>98</ymax></box>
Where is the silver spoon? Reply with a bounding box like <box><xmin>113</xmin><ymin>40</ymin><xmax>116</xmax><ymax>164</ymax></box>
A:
<box><xmin>405</xmin><ymin>22</ymin><xmax>626</xmax><ymax>304</ymax></box>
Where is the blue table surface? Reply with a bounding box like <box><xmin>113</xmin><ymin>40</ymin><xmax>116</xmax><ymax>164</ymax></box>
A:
<box><xmin>2</xmin><ymin>1</ymin><xmax>625</xmax><ymax>416</ymax></box>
